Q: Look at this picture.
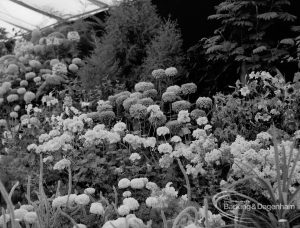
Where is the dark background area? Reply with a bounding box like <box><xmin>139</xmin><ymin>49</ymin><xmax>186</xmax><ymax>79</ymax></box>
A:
<box><xmin>151</xmin><ymin>0</ymin><xmax>300</xmax><ymax>49</ymax></box>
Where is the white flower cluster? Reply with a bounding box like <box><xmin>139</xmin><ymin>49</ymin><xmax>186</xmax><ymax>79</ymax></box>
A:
<box><xmin>67</xmin><ymin>31</ymin><xmax>80</xmax><ymax>41</ymax></box>
<box><xmin>145</xmin><ymin>182</ymin><xmax>178</xmax><ymax>209</ymax></box>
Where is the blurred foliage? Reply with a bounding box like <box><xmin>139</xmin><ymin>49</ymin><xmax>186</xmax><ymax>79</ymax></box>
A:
<box><xmin>79</xmin><ymin>0</ymin><xmax>185</xmax><ymax>90</ymax></box>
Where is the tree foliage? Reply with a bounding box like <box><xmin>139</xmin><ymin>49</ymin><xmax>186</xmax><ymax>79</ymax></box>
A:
<box><xmin>141</xmin><ymin>19</ymin><xmax>185</xmax><ymax>80</ymax></box>
<box><xmin>79</xmin><ymin>0</ymin><xmax>185</xmax><ymax>90</ymax></box>
<box><xmin>188</xmin><ymin>0</ymin><xmax>300</xmax><ymax>95</ymax></box>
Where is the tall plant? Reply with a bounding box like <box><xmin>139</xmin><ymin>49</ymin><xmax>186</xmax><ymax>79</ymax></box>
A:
<box><xmin>188</xmin><ymin>0</ymin><xmax>300</xmax><ymax>95</ymax></box>
<box><xmin>79</xmin><ymin>0</ymin><xmax>161</xmax><ymax>89</ymax></box>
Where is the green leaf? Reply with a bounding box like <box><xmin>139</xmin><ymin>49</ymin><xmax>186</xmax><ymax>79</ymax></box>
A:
<box><xmin>280</xmin><ymin>38</ymin><xmax>295</xmax><ymax>46</ymax></box>
<box><xmin>278</xmin><ymin>12</ymin><xmax>297</xmax><ymax>22</ymax></box>
<box><xmin>252</xmin><ymin>46</ymin><xmax>267</xmax><ymax>54</ymax></box>
<box><xmin>257</xmin><ymin>12</ymin><xmax>278</xmax><ymax>20</ymax></box>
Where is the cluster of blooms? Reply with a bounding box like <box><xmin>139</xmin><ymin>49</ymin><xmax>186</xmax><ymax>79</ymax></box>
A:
<box><xmin>67</xmin><ymin>31</ymin><xmax>80</xmax><ymax>41</ymax></box>
<box><xmin>80</xmin><ymin>124</ymin><xmax>121</xmax><ymax>147</ymax></box>
<box><xmin>145</xmin><ymin>182</ymin><xmax>179</xmax><ymax>209</ymax></box>
<box><xmin>52</xmin><ymin>62</ymin><xmax>68</xmax><ymax>75</ymax></box>
<box><xmin>0</xmin><ymin>205</ymin><xmax>38</xmax><ymax>226</ymax></box>
<box><xmin>229</xmin><ymin>132</ymin><xmax>300</xmax><ymax>198</ymax></box>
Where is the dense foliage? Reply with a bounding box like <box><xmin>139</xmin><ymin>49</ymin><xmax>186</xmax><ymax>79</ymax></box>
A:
<box><xmin>79</xmin><ymin>0</ymin><xmax>185</xmax><ymax>90</ymax></box>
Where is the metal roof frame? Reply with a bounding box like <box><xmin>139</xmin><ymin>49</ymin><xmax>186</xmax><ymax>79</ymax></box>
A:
<box><xmin>0</xmin><ymin>0</ymin><xmax>113</xmax><ymax>36</ymax></box>
<box><xmin>8</xmin><ymin>0</ymin><xmax>63</xmax><ymax>21</ymax></box>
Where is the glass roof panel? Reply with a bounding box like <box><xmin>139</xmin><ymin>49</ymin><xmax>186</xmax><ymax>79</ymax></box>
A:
<box><xmin>17</xmin><ymin>0</ymin><xmax>102</xmax><ymax>19</ymax></box>
<box><xmin>0</xmin><ymin>0</ymin><xmax>57</xmax><ymax>29</ymax></box>
<box><xmin>0</xmin><ymin>0</ymin><xmax>116</xmax><ymax>37</ymax></box>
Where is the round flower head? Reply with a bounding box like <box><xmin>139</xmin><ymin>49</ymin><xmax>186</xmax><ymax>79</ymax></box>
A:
<box><xmin>113</xmin><ymin>121</ymin><xmax>127</xmax><ymax>132</ymax></box>
<box><xmin>84</xmin><ymin>188</ymin><xmax>95</xmax><ymax>195</ymax></box>
<box><xmin>118</xmin><ymin>178</ymin><xmax>131</xmax><ymax>189</ymax></box>
<box><xmin>129</xmin><ymin>104</ymin><xmax>147</xmax><ymax>119</ymax></box>
<box><xmin>67</xmin><ymin>31</ymin><xmax>80</xmax><ymax>41</ymax></box>
<box><xmin>196</xmin><ymin>97</ymin><xmax>212</xmax><ymax>109</ymax></box>
<box><xmin>102</xmin><ymin>218</ymin><xmax>126</xmax><ymax>228</ymax></box>
<box><xmin>14</xmin><ymin>105</ymin><xmax>21</xmax><ymax>112</ymax></box>
<box><xmin>20</xmin><ymin>205</ymin><xmax>34</xmax><ymax>211</ymax></box>
<box><xmin>165</xmin><ymin>67</ymin><xmax>178</xmax><ymax>77</ymax></box>
<box><xmin>29</xmin><ymin>60</ymin><xmax>42</xmax><ymax>69</ymax></box>
<box><xmin>2</xmin><ymin>82</ymin><xmax>12</xmax><ymax>90</ymax></box>
<box><xmin>7</xmin><ymin>94</ymin><xmax>19</xmax><ymax>103</ymax></box>
<box><xmin>73</xmin><ymin>224</ymin><xmax>86</xmax><ymax>228</ymax></box>
<box><xmin>90</xmin><ymin>202</ymin><xmax>104</xmax><ymax>215</ymax></box>
<box><xmin>166</xmin><ymin>85</ymin><xmax>181</xmax><ymax>95</ymax></box>
<box><xmin>115</xmin><ymin>94</ymin><xmax>129</xmax><ymax>106</ymax></box>
<box><xmin>0</xmin><ymin>119</ymin><xmax>7</xmax><ymax>127</ymax></box>
<box><xmin>240</xmin><ymin>86</ymin><xmax>250</xmax><ymax>96</ymax></box>
<box><xmin>197</xmin><ymin>117</ymin><xmax>208</xmax><ymax>126</ymax></box>
<box><xmin>158</xmin><ymin>143</ymin><xmax>173</xmax><ymax>154</ymax></box>
<box><xmin>129</xmin><ymin>153</ymin><xmax>141</xmax><ymax>162</ymax></box>
<box><xmin>177</xmin><ymin>110</ymin><xmax>190</xmax><ymax>124</ymax></box>
<box><xmin>130</xmin><ymin>92</ymin><xmax>143</xmax><ymax>99</ymax></box>
<box><xmin>72</xmin><ymin>58</ymin><xmax>82</xmax><ymax>65</ymax></box>
<box><xmin>123</xmin><ymin>97</ymin><xmax>138</xmax><ymax>110</ymax></box>
<box><xmin>172</xmin><ymin>100</ymin><xmax>191</xmax><ymax>113</ymax></box>
<box><xmin>157</xmin><ymin>126</ymin><xmax>170</xmax><ymax>136</ymax></box>
<box><xmin>24</xmin><ymin>212</ymin><xmax>38</xmax><ymax>224</ymax></box>
<box><xmin>171</xmin><ymin>136</ymin><xmax>182</xmax><ymax>143</ymax></box>
<box><xmin>181</xmin><ymin>83</ymin><xmax>197</xmax><ymax>96</ymax></box>
<box><xmin>98</xmin><ymin>111</ymin><xmax>115</xmax><ymax>124</ymax></box>
<box><xmin>14</xmin><ymin>208</ymin><xmax>28</xmax><ymax>221</ymax></box>
<box><xmin>123</xmin><ymin>197</ymin><xmax>139</xmax><ymax>211</ymax></box>
<box><xmin>53</xmin><ymin>158</ymin><xmax>71</xmax><ymax>170</ymax></box>
<box><xmin>118</xmin><ymin>205</ymin><xmax>130</xmax><ymax>216</ymax></box>
<box><xmin>143</xmin><ymin>89</ymin><xmax>158</xmax><ymax>99</ymax></box>
<box><xmin>10</xmin><ymin>111</ymin><xmax>18</xmax><ymax>118</ymax></box>
<box><xmin>146</xmin><ymin>197</ymin><xmax>159</xmax><ymax>208</ymax></box>
<box><xmin>130</xmin><ymin>178</ymin><xmax>145</xmax><ymax>189</ymax></box>
<box><xmin>134</xmin><ymin>82</ymin><xmax>154</xmax><ymax>92</ymax></box>
<box><xmin>190</xmin><ymin>109</ymin><xmax>206</xmax><ymax>120</ymax></box>
<box><xmin>17</xmin><ymin>87</ymin><xmax>26</xmax><ymax>95</ymax></box>
<box><xmin>20</xmin><ymin>80</ymin><xmax>28</xmax><ymax>87</ymax></box>
<box><xmin>50</xmin><ymin>59</ymin><xmax>60</xmax><ymax>66</ymax></box>
<box><xmin>24</xmin><ymin>91</ymin><xmax>36</xmax><ymax>103</ymax></box>
<box><xmin>52</xmin><ymin>63</ymin><xmax>68</xmax><ymax>75</ymax></box>
<box><xmin>69</xmin><ymin>63</ymin><xmax>79</xmax><ymax>72</ymax></box>
<box><xmin>52</xmin><ymin>195</ymin><xmax>68</xmax><ymax>208</ymax></box>
<box><xmin>5</xmin><ymin>63</ymin><xmax>19</xmax><ymax>74</ymax></box>
<box><xmin>75</xmin><ymin>194</ymin><xmax>90</xmax><ymax>205</ymax></box>
<box><xmin>123</xmin><ymin>191</ymin><xmax>132</xmax><ymax>198</ymax></box>
<box><xmin>162</xmin><ymin>92</ymin><xmax>177</xmax><ymax>103</ymax></box>
<box><xmin>138</xmin><ymin>97</ymin><xmax>154</xmax><ymax>107</ymax></box>
<box><xmin>152</xmin><ymin>69</ymin><xmax>166</xmax><ymax>79</ymax></box>
<box><xmin>148</xmin><ymin>111</ymin><xmax>167</xmax><ymax>127</ymax></box>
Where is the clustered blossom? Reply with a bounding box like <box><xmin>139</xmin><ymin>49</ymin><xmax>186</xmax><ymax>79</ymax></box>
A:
<box><xmin>157</xmin><ymin>126</ymin><xmax>170</xmax><ymax>136</ymax></box>
<box><xmin>177</xmin><ymin>110</ymin><xmax>190</xmax><ymax>124</ymax></box>
<box><xmin>196</xmin><ymin>97</ymin><xmax>212</xmax><ymax>109</ymax></box>
<box><xmin>67</xmin><ymin>31</ymin><xmax>80</xmax><ymax>41</ymax></box>
<box><xmin>52</xmin><ymin>63</ymin><xmax>68</xmax><ymax>75</ymax></box>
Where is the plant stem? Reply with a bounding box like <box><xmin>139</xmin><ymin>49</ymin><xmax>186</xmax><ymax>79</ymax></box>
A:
<box><xmin>176</xmin><ymin>158</ymin><xmax>191</xmax><ymax>201</ymax></box>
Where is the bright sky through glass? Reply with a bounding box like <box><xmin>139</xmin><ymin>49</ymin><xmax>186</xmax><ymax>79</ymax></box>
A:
<box><xmin>0</xmin><ymin>0</ymin><xmax>114</xmax><ymax>37</ymax></box>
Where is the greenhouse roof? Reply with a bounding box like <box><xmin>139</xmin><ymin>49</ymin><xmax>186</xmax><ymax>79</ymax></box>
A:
<box><xmin>0</xmin><ymin>0</ymin><xmax>114</xmax><ymax>37</ymax></box>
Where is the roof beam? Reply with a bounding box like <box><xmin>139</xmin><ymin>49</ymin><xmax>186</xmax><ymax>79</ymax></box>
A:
<box><xmin>0</xmin><ymin>17</ymin><xmax>31</xmax><ymax>31</ymax></box>
<box><xmin>8</xmin><ymin>0</ymin><xmax>63</xmax><ymax>21</ymax></box>
<box><xmin>87</xmin><ymin>0</ymin><xmax>109</xmax><ymax>8</ymax></box>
